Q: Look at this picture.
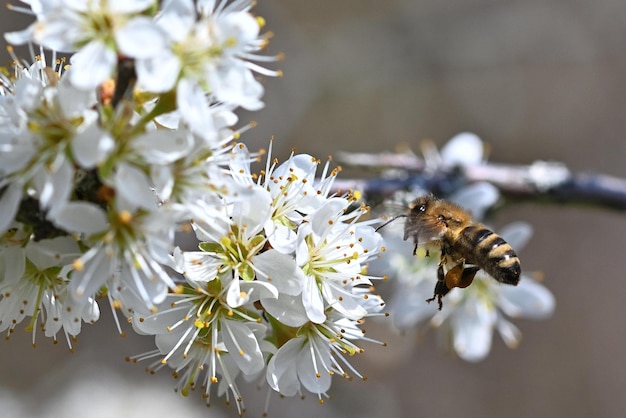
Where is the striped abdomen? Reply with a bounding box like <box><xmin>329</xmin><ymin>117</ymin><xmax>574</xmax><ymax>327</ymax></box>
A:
<box><xmin>458</xmin><ymin>225</ymin><xmax>521</xmax><ymax>285</ymax></box>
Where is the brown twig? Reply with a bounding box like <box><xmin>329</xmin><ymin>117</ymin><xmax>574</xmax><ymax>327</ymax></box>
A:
<box><xmin>333</xmin><ymin>151</ymin><xmax>626</xmax><ymax>211</ymax></box>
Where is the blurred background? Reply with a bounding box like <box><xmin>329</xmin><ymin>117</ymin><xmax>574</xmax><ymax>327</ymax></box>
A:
<box><xmin>2</xmin><ymin>1</ymin><xmax>626</xmax><ymax>417</ymax></box>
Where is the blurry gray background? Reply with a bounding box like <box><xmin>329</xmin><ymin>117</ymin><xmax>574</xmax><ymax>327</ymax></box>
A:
<box><xmin>2</xmin><ymin>1</ymin><xmax>626</xmax><ymax>417</ymax></box>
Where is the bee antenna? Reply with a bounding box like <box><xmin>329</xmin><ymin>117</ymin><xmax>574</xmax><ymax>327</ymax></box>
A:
<box><xmin>375</xmin><ymin>214</ymin><xmax>407</xmax><ymax>232</ymax></box>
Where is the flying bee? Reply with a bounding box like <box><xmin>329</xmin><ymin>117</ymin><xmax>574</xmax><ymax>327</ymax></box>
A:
<box><xmin>378</xmin><ymin>195</ymin><xmax>521</xmax><ymax>310</ymax></box>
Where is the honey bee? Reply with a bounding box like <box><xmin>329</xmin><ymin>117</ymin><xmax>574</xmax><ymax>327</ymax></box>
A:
<box><xmin>379</xmin><ymin>195</ymin><xmax>521</xmax><ymax>309</ymax></box>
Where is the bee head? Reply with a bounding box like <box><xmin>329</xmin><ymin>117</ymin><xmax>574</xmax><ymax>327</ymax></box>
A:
<box><xmin>404</xmin><ymin>195</ymin><xmax>445</xmax><ymax>241</ymax></box>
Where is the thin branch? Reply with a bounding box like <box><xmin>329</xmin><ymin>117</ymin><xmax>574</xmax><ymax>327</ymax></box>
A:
<box><xmin>333</xmin><ymin>151</ymin><xmax>626</xmax><ymax>211</ymax></box>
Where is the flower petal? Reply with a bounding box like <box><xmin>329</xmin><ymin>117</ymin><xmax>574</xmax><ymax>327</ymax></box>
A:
<box><xmin>221</xmin><ymin>319</ymin><xmax>264</xmax><ymax>375</ymax></box>
<box><xmin>261</xmin><ymin>294</ymin><xmax>309</xmax><ymax>327</ymax></box>
<box><xmin>116</xmin><ymin>17</ymin><xmax>167</xmax><ymax>59</ymax></box>
<box><xmin>498</xmin><ymin>278</ymin><xmax>555</xmax><ymax>320</ymax></box>
<box><xmin>266</xmin><ymin>337</ymin><xmax>302</xmax><ymax>395</ymax></box>
<box><xmin>441</xmin><ymin>132</ymin><xmax>484</xmax><ymax>166</ymax></box>
<box><xmin>68</xmin><ymin>41</ymin><xmax>116</xmax><ymax>90</ymax></box>
<box><xmin>253</xmin><ymin>250</ymin><xmax>305</xmax><ymax>296</ymax></box>
<box><xmin>451</xmin><ymin>301</ymin><xmax>497</xmax><ymax>362</ymax></box>
<box><xmin>48</xmin><ymin>202</ymin><xmax>108</xmax><ymax>235</ymax></box>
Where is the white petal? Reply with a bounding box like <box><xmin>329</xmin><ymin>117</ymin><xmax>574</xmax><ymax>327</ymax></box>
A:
<box><xmin>81</xmin><ymin>297</ymin><xmax>101</xmax><ymax>323</ymax></box>
<box><xmin>50</xmin><ymin>202</ymin><xmax>108</xmax><ymax>234</ymax></box>
<box><xmin>14</xmin><ymin>77</ymin><xmax>43</xmax><ymax>111</ymax></box>
<box><xmin>239</xmin><ymin>280</ymin><xmax>279</xmax><ymax>303</ymax></box>
<box><xmin>151</xmin><ymin>165</ymin><xmax>174</xmax><ymax>200</ymax></box>
<box><xmin>225</xmin><ymin>279</ymin><xmax>277</xmax><ymax>308</ymax></box>
<box><xmin>496</xmin><ymin>317</ymin><xmax>522</xmax><ymax>349</ymax></box>
<box><xmin>310</xmin><ymin>198</ymin><xmax>348</xmax><ymax>238</ymax></box>
<box><xmin>35</xmin><ymin>19</ymin><xmax>82</xmax><ymax>52</ymax></box>
<box><xmin>156</xmin><ymin>0</ymin><xmax>196</xmax><ymax>42</ymax></box>
<box><xmin>266</xmin><ymin>222</ymin><xmax>299</xmax><ymax>254</ymax></box>
<box><xmin>253</xmin><ymin>250</ymin><xmax>305</xmax><ymax>296</ymax></box>
<box><xmin>302</xmin><ymin>276</ymin><xmax>326</xmax><ymax>324</ymax></box>
<box><xmin>68</xmin><ymin>41</ymin><xmax>116</xmax><ymax>90</ymax></box>
<box><xmin>132</xmin><ymin>129</ymin><xmax>193</xmax><ymax>164</ymax></box>
<box><xmin>499</xmin><ymin>222</ymin><xmax>534</xmax><ymax>250</ymax></box>
<box><xmin>114</xmin><ymin>163</ymin><xmax>157</xmax><ymax>210</ymax></box>
<box><xmin>0</xmin><ymin>182</ymin><xmax>22</xmax><ymax>234</ymax></box>
<box><xmin>498</xmin><ymin>278</ymin><xmax>555</xmax><ymax>319</ymax></box>
<box><xmin>116</xmin><ymin>17</ymin><xmax>167</xmax><ymax>59</ymax></box>
<box><xmin>261</xmin><ymin>294</ymin><xmax>309</xmax><ymax>327</ymax></box>
<box><xmin>272</xmin><ymin>154</ymin><xmax>318</xmax><ymax>183</ymax></box>
<box><xmin>228</xmin><ymin>142</ymin><xmax>253</xmax><ymax>184</ymax></box>
<box><xmin>390</xmin><ymin>280</ymin><xmax>438</xmax><ymax>329</ymax></box>
<box><xmin>266</xmin><ymin>338</ymin><xmax>302</xmax><ymax>395</ymax></box>
<box><xmin>216</xmin><ymin>12</ymin><xmax>260</xmax><ymax>49</ymax></box>
<box><xmin>154</xmin><ymin>110</ymin><xmax>180</xmax><ymax>129</ymax></box>
<box><xmin>449</xmin><ymin>182</ymin><xmax>499</xmax><ymax>220</ymax></box>
<box><xmin>69</xmin><ymin>248</ymin><xmax>111</xmax><ymax>301</ymax></box>
<box><xmin>297</xmin><ymin>338</ymin><xmax>332</xmax><ymax>394</ymax></box>
<box><xmin>4</xmin><ymin>26</ymin><xmax>35</xmax><ymax>46</ymax></box>
<box><xmin>57</xmin><ymin>73</ymin><xmax>97</xmax><ymax>116</ymax></box>
<box><xmin>176</xmin><ymin>79</ymin><xmax>217</xmax><ymax>141</ymax></box>
<box><xmin>36</xmin><ymin>158</ymin><xmax>74</xmax><ymax>214</ymax></box>
<box><xmin>26</xmin><ymin>237</ymin><xmax>80</xmax><ymax>269</ymax></box>
<box><xmin>441</xmin><ymin>132</ymin><xmax>484</xmax><ymax>165</ymax></box>
<box><xmin>182</xmin><ymin>252</ymin><xmax>221</xmax><ymax>282</ymax></box>
<box><xmin>209</xmin><ymin>64</ymin><xmax>264</xmax><ymax>110</ymax></box>
<box><xmin>321</xmin><ymin>282</ymin><xmax>367</xmax><ymax>320</ymax></box>
<box><xmin>72</xmin><ymin>123</ymin><xmax>115</xmax><ymax>168</ymax></box>
<box><xmin>108</xmin><ymin>0</ymin><xmax>155</xmax><ymax>13</ymax></box>
<box><xmin>2</xmin><ymin>246</ymin><xmax>26</xmax><ymax>285</ymax></box>
<box><xmin>230</xmin><ymin>187</ymin><xmax>272</xmax><ymax>235</ymax></box>
<box><xmin>451</xmin><ymin>301</ymin><xmax>497</xmax><ymax>362</ymax></box>
<box><xmin>221</xmin><ymin>319</ymin><xmax>264</xmax><ymax>375</ymax></box>
<box><xmin>132</xmin><ymin>299</ymin><xmax>188</xmax><ymax>335</ymax></box>
<box><xmin>136</xmin><ymin>51</ymin><xmax>181</xmax><ymax>93</ymax></box>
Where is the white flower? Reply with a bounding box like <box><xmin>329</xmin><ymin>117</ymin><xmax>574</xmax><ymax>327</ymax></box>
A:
<box><xmin>137</xmin><ymin>0</ymin><xmax>280</xmax><ymax>109</ymax></box>
<box><xmin>5</xmin><ymin>0</ymin><xmax>167</xmax><ymax>90</ymax></box>
<box><xmin>131</xmin><ymin>282</ymin><xmax>272</xmax><ymax>415</ymax></box>
<box><xmin>295</xmin><ymin>198</ymin><xmax>383</xmax><ymax>323</ymax></box>
<box><xmin>0</xmin><ymin>236</ymin><xmax>99</xmax><ymax>348</ymax></box>
<box><xmin>64</xmin><ymin>203</ymin><xmax>180</xmax><ymax>312</ymax></box>
<box><xmin>229</xmin><ymin>143</ymin><xmax>332</xmax><ymax>252</ymax></box>
<box><xmin>266</xmin><ymin>311</ymin><xmax>381</xmax><ymax>403</ymax></box>
<box><xmin>0</xmin><ymin>56</ymin><xmax>100</xmax><ymax>227</ymax></box>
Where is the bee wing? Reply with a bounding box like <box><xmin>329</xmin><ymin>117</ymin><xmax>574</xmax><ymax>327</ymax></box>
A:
<box><xmin>373</xmin><ymin>202</ymin><xmax>407</xmax><ymax>234</ymax></box>
<box><xmin>373</xmin><ymin>201</ymin><xmax>406</xmax><ymax>219</ymax></box>
<box><xmin>403</xmin><ymin>217</ymin><xmax>444</xmax><ymax>243</ymax></box>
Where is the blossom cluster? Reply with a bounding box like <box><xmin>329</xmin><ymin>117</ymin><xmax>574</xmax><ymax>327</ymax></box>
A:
<box><xmin>0</xmin><ymin>0</ymin><xmax>558</xmax><ymax>414</ymax></box>
<box><xmin>0</xmin><ymin>0</ymin><xmax>386</xmax><ymax>413</ymax></box>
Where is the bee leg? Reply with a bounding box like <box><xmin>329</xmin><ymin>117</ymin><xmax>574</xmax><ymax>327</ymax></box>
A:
<box><xmin>444</xmin><ymin>263</ymin><xmax>479</xmax><ymax>290</ymax></box>
<box><xmin>459</xmin><ymin>266</ymin><xmax>480</xmax><ymax>288</ymax></box>
<box><xmin>412</xmin><ymin>236</ymin><xmax>421</xmax><ymax>255</ymax></box>
<box><xmin>426</xmin><ymin>263</ymin><xmax>449</xmax><ymax>310</ymax></box>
